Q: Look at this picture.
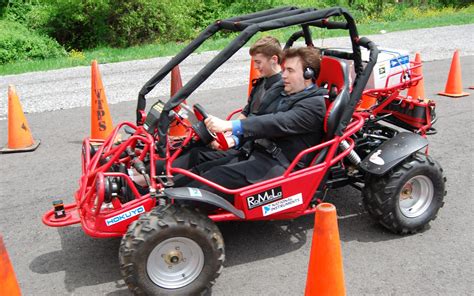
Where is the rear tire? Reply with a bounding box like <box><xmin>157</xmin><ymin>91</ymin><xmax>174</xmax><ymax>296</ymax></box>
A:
<box><xmin>363</xmin><ymin>152</ymin><xmax>446</xmax><ymax>234</ymax></box>
<box><xmin>119</xmin><ymin>205</ymin><xmax>224</xmax><ymax>295</ymax></box>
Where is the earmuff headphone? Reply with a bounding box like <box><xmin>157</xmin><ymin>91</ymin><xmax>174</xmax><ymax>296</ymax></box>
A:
<box><xmin>303</xmin><ymin>66</ymin><xmax>315</xmax><ymax>80</ymax></box>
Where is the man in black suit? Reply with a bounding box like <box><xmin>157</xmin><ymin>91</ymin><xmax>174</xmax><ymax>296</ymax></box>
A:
<box><xmin>162</xmin><ymin>36</ymin><xmax>284</xmax><ymax>181</ymax></box>
<box><xmin>185</xmin><ymin>47</ymin><xmax>327</xmax><ymax>199</ymax></box>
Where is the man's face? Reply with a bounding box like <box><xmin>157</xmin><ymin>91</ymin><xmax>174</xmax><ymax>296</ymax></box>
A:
<box><xmin>282</xmin><ymin>56</ymin><xmax>306</xmax><ymax>94</ymax></box>
<box><xmin>253</xmin><ymin>53</ymin><xmax>278</xmax><ymax>78</ymax></box>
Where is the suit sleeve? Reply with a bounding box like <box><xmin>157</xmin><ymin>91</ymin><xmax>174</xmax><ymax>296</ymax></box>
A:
<box><xmin>240</xmin><ymin>96</ymin><xmax>326</xmax><ymax>139</ymax></box>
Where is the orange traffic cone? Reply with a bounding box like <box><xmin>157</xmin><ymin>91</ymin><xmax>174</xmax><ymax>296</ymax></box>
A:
<box><xmin>357</xmin><ymin>94</ymin><xmax>377</xmax><ymax>111</ymax></box>
<box><xmin>407</xmin><ymin>52</ymin><xmax>426</xmax><ymax>100</ymax></box>
<box><xmin>247</xmin><ymin>58</ymin><xmax>261</xmax><ymax>96</ymax></box>
<box><xmin>438</xmin><ymin>50</ymin><xmax>469</xmax><ymax>97</ymax></box>
<box><xmin>91</xmin><ymin>60</ymin><xmax>113</xmax><ymax>139</ymax></box>
<box><xmin>169</xmin><ymin>65</ymin><xmax>189</xmax><ymax>137</ymax></box>
<box><xmin>0</xmin><ymin>235</ymin><xmax>22</xmax><ymax>296</ymax></box>
<box><xmin>0</xmin><ymin>85</ymin><xmax>40</xmax><ymax>154</ymax></box>
<box><xmin>305</xmin><ymin>203</ymin><xmax>345</xmax><ymax>296</ymax></box>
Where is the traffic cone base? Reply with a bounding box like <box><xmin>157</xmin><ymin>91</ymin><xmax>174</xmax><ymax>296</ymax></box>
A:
<box><xmin>437</xmin><ymin>90</ymin><xmax>469</xmax><ymax>97</ymax></box>
<box><xmin>438</xmin><ymin>50</ymin><xmax>470</xmax><ymax>98</ymax></box>
<box><xmin>1</xmin><ymin>140</ymin><xmax>40</xmax><ymax>154</ymax></box>
<box><xmin>1</xmin><ymin>85</ymin><xmax>40</xmax><ymax>154</ymax></box>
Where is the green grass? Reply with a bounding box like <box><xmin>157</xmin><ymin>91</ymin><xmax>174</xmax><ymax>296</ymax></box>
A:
<box><xmin>1</xmin><ymin>5</ymin><xmax>473</xmax><ymax>76</ymax></box>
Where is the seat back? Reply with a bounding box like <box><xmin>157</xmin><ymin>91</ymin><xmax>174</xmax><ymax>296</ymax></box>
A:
<box><xmin>310</xmin><ymin>56</ymin><xmax>351</xmax><ymax>166</ymax></box>
<box><xmin>317</xmin><ymin>56</ymin><xmax>351</xmax><ymax>139</ymax></box>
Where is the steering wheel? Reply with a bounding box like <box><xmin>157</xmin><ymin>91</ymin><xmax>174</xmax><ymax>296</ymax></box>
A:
<box><xmin>193</xmin><ymin>104</ymin><xmax>229</xmax><ymax>150</ymax></box>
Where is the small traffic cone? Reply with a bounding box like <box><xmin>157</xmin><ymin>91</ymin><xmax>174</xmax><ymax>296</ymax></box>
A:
<box><xmin>91</xmin><ymin>60</ymin><xmax>113</xmax><ymax>139</ymax></box>
<box><xmin>407</xmin><ymin>52</ymin><xmax>426</xmax><ymax>100</ymax></box>
<box><xmin>1</xmin><ymin>85</ymin><xmax>40</xmax><ymax>154</ymax></box>
<box><xmin>169</xmin><ymin>65</ymin><xmax>189</xmax><ymax>137</ymax></box>
<box><xmin>438</xmin><ymin>50</ymin><xmax>469</xmax><ymax>98</ymax></box>
<box><xmin>357</xmin><ymin>94</ymin><xmax>377</xmax><ymax>110</ymax></box>
<box><xmin>305</xmin><ymin>203</ymin><xmax>345</xmax><ymax>296</ymax></box>
<box><xmin>247</xmin><ymin>58</ymin><xmax>261</xmax><ymax>96</ymax></box>
<box><xmin>0</xmin><ymin>235</ymin><xmax>22</xmax><ymax>296</ymax></box>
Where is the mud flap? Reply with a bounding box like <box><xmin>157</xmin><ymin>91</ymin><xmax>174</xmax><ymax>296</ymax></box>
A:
<box><xmin>164</xmin><ymin>187</ymin><xmax>245</xmax><ymax>219</ymax></box>
<box><xmin>359</xmin><ymin>132</ymin><xmax>428</xmax><ymax>176</ymax></box>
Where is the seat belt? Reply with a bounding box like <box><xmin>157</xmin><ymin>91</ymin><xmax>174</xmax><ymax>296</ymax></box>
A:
<box><xmin>254</xmin><ymin>139</ymin><xmax>290</xmax><ymax>167</ymax></box>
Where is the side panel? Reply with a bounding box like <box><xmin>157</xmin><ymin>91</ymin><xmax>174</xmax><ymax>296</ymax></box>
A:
<box><xmin>237</xmin><ymin>169</ymin><xmax>325</xmax><ymax>220</ymax></box>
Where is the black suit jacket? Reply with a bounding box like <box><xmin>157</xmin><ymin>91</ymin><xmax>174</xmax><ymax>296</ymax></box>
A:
<box><xmin>241</xmin><ymin>86</ymin><xmax>327</xmax><ymax>166</ymax></box>
<box><xmin>241</xmin><ymin>73</ymin><xmax>283</xmax><ymax>117</ymax></box>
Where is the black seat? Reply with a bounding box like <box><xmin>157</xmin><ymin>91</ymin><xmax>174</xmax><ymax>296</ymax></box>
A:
<box><xmin>317</xmin><ymin>56</ymin><xmax>351</xmax><ymax>139</ymax></box>
<box><xmin>312</xmin><ymin>56</ymin><xmax>351</xmax><ymax>165</ymax></box>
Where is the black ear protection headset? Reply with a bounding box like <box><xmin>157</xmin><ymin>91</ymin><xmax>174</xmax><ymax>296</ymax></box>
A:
<box><xmin>303</xmin><ymin>66</ymin><xmax>315</xmax><ymax>80</ymax></box>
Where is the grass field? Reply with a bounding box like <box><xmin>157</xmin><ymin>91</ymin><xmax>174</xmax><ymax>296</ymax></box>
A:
<box><xmin>1</xmin><ymin>5</ymin><xmax>472</xmax><ymax>76</ymax></box>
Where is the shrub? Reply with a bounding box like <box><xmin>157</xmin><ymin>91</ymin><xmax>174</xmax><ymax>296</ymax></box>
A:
<box><xmin>0</xmin><ymin>19</ymin><xmax>66</xmax><ymax>64</ymax></box>
<box><xmin>108</xmin><ymin>0</ymin><xmax>202</xmax><ymax>47</ymax></box>
<box><xmin>42</xmin><ymin>0</ymin><xmax>110</xmax><ymax>50</ymax></box>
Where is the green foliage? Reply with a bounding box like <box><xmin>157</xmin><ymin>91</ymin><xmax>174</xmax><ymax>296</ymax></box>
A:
<box><xmin>0</xmin><ymin>19</ymin><xmax>66</xmax><ymax>64</ymax></box>
<box><xmin>108</xmin><ymin>0</ymin><xmax>201</xmax><ymax>47</ymax></box>
<box><xmin>42</xmin><ymin>0</ymin><xmax>110</xmax><ymax>50</ymax></box>
<box><xmin>0</xmin><ymin>0</ymin><xmax>472</xmax><ymax>66</ymax></box>
<box><xmin>1</xmin><ymin>0</ymin><xmax>51</xmax><ymax>30</ymax></box>
<box><xmin>0</xmin><ymin>0</ymin><xmax>7</xmax><ymax>17</ymax></box>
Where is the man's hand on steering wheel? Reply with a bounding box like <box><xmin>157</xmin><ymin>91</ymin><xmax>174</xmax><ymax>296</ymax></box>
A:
<box><xmin>192</xmin><ymin>104</ymin><xmax>229</xmax><ymax>150</ymax></box>
<box><xmin>205</xmin><ymin>116</ymin><xmax>233</xmax><ymax>133</ymax></box>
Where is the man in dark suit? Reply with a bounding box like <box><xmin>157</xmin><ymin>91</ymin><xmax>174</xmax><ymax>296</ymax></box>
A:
<box><xmin>162</xmin><ymin>36</ymin><xmax>284</xmax><ymax>181</ymax></box>
<box><xmin>184</xmin><ymin>47</ymin><xmax>327</xmax><ymax>199</ymax></box>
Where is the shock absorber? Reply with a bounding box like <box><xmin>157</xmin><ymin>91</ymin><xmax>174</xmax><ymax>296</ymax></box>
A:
<box><xmin>340</xmin><ymin>140</ymin><xmax>361</xmax><ymax>165</ymax></box>
<box><xmin>126</xmin><ymin>147</ymin><xmax>156</xmax><ymax>197</ymax></box>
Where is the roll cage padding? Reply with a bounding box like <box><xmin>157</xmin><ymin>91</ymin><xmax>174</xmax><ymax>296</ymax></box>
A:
<box><xmin>135</xmin><ymin>6</ymin><xmax>378</xmax><ymax>156</ymax></box>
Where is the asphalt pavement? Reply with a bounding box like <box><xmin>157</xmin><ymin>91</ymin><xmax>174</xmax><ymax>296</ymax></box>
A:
<box><xmin>0</xmin><ymin>25</ymin><xmax>473</xmax><ymax>296</ymax></box>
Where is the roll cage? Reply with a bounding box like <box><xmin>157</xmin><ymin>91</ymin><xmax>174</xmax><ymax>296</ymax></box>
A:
<box><xmin>136</xmin><ymin>6</ymin><xmax>379</xmax><ymax>156</ymax></box>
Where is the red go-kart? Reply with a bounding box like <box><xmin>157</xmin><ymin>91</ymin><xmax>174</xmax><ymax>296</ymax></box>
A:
<box><xmin>43</xmin><ymin>6</ymin><xmax>445</xmax><ymax>295</ymax></box>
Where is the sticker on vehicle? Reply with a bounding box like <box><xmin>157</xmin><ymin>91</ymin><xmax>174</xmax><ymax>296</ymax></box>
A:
<box><xmin>369</xmin><ymin>149</ymin><xmax>385</xmax><ymax>165</ymax></box>
<box><xmin>389</xmin><ymin>55</ymin><xmax>409</xmax><ymax>68</ymax></box>
<box><xmin>247</xmin><ymin>186</ymin><xmax>283</xmax><ymax>210</ymax></box>
<box><xmin>262</xmin><ymin>193</ymin><xmax>303</xmax><ymax>216</ymax></box>
<box><xmin>105</xmin><ymin>206</ymin><xmax>145</xmax><ymax>226</ymax></box>
<box><xmin>188</xmin><ymin>187</ymin><xmax>202</xmax><ymax>197</ymax></box>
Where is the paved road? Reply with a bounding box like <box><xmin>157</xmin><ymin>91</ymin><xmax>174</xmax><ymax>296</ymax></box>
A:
<box><xmin>0</xmin><ymin>56</ymin><xmax>473</xmax><ymax>295</ymax></box>
<box><xmin>1</xmin><ymin>25</ymin><xmax>473</xmax><ymax>295</ymax></box>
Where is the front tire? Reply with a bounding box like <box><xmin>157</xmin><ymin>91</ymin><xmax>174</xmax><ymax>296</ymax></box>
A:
<box><xmin>119</xmin><ymin>205</ymin><xmax>225</xmax><ymax>295</ymax></box>
<box><xmin>363</xmin><ymin>152</ymin><xmax>446</xmax><ymax>234</ymax></box>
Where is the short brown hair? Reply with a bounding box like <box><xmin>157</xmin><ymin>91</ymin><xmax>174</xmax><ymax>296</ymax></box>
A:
<box><xmin>283</xmin><ymin>47</ymin><xmax>322</xmax><ymax>79</ymax></box>
<box><xmin>249</xmin><ymin>36</ymin><xmax>282</xmax><ymax>63</ymax></box>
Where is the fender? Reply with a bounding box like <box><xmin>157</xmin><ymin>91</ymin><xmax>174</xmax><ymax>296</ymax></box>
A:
<box><xmin>359</xmin><ymin>132</ymin><xmax>428</xmax><ymax>176</ymax></box>
<box><xmin>164</xmin><ymin>187</ymin><xmax>245</xmax><ymax>219</ymax></box>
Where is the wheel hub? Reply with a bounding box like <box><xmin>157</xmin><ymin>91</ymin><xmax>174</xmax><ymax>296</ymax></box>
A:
<box><xmin>400</xmin><ymin>183</ymin><xmax>413</xmax><ymax>200</ymax></box>
<box><xmin>163</xmin><ymin>249</ymin><xmax>183</xmax><ymax>265</ymax></box>
<box><xmin>147</xmin><ymin>237</ymin><xmax>204</xmax><ymax>289</ymax></box>
<box><xmin>398</xmin><ymin>175</ymin><xmax>434</xmax><ymax>218</ymax></box>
